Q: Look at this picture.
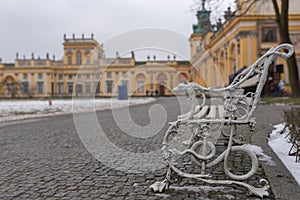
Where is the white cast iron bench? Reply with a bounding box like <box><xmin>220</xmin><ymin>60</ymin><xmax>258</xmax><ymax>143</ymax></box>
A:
<box><xmin>150</xmin><ymin>44</ymin><xmax>294</xmax><ymax>198</ymax></box>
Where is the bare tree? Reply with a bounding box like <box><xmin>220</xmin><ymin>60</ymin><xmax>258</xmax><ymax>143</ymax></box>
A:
<box><xmin>271</xmin><ymin>0</ymin><xmax>300</xmax><ymax>96</ymax></box>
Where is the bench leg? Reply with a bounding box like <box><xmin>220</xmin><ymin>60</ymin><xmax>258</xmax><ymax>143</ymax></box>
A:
<box><xmin>150</xmin><ymin>165</ymin><xmax>171</xmax><ymax>193</ymax></box>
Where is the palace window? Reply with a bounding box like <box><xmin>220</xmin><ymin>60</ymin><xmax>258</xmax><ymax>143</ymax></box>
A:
<box><xmin>68</xmin><ymin>74</ymin><xmax>73</xmax><ymax>80</ymax></box>
<box><xmin>68</xmin><ymin>83</ymin><xmax>73</xmax><ymax>94</ymax></box>
<box><xmin>85</xmin><ymin>82</ymin><xmax>91</xmax><ymax>94</ymax></box>
<box><xmin>57</xmin><ymin>82</ymin><xmax>64</xmax><ymax>94</ymax></box>
<box><xmin>107</xmin><ymin>72</ymin><xmax>112</xmax><ymax>78</ymax></box>
<box><xmin>262</xmin><ymin>27</ymin><xmax>277</xmax><ymax>42</ymax></box>
<box><xmin>21</xmin><ymin>82</ymin><xmax>29</xmax><ymax>94</ymax></box>
<box><xmin>23</xmin><ymin>73</ymin><xmax>28</xmax><ymax>80</ymax></box>
<box><xmin>86</xmin><ymin>74</ymin><xmax>90</xmax><ymax>80</ymax></box>
<box><xmin>106</xmin><ymin>80</ymin><xmax>113</xmax><ymax>93</ymax></box>
<box><xmin>76</xmin><ymin>51</ymin><xmax>82</xmax><ymax>65</ymax></box>
<box><xmin>86</xmin><ymin>56</ymin><xmax>90</xmax><ymax>65</ymax></box>
<box><xmin>38</xmin><ymin>73</ymin><xmax>43</xmax><ymax>79</ymax></box>
<box><xmin>37</xmin><ymin>81</ymin><xmax>44</xmax><ymax>94</ymax></box>
<box><xmin>68</xmin><ymin>56</ymin><xmax>72</xmax><ymax>65</ymax></box>
<box><xmin>58</xmin><ymin>74</ymin><xmax>63</xmax><ymax>80</ymax></box>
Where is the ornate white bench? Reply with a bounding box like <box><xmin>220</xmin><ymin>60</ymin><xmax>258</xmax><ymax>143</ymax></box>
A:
<box><xmin>150</xmin><ymin>44</ymin><xmax>294</xmax><ymax>198</ymax></box>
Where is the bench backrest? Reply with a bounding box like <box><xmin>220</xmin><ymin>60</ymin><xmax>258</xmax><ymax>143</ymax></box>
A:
<box><xmin>229</xmin><ymin>44</ymin><xmax>294</xmax><ymax>119</ymax></box>
<box><xmin>176</xmin><ymin>44</ymin><xmax>294</xmax><ymax>122</ymax></box>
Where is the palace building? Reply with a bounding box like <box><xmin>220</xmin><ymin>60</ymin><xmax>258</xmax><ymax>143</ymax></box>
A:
<box><xmin>2</xmin><ymin>0</ymin><xmax>299</xmax><ymax>98</ymax></box>
<box><xmin>0</xmin><ymin>34</ymin><xmax>191</xmax><ymax>98</ymax></box>
<box><xmin>190</xmin><ymin>0</ymin><xmax>300</xmax><ymax>95</ymax></box>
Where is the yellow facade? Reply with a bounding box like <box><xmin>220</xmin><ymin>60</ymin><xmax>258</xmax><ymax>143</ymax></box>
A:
<box><xmin>0</xmin><ymin>34</ymin><xmax>191</xmax><ymax>98</ymax></box>
<box><xmin>191</xmin><ymin>0</ymin><xmax>300</xmax><ymax>95</ymax></box>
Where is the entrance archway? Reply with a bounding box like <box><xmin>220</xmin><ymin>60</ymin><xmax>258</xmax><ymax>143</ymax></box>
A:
<box><xmin>5</xmin><ymin>76</ymin><xmax>17</xmax><ymax>97</ymax></box>
<box><xmin>158</xmin><ymin>85</ymin><xmax>165</xmax><ymax>96</ymax></box>
<box><xmin>157</xmin><ymin>73</ymin><xmax>167</xmax><ymax>96</ymax></box>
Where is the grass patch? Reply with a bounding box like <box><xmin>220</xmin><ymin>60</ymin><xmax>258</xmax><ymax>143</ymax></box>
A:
<box><xmin>260</xmin><ymin>97</ymin><xmax>300</xmax><ymax>105</ymax></box>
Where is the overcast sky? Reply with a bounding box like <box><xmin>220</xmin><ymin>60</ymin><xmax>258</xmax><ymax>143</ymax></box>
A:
<box><xmin>0</xmin><ymin>0</ymin><xmax>234</xmax><ymax>62</ymax></box>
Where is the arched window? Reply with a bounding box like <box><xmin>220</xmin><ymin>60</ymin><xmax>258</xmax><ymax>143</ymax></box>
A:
<box><xmin>178</xmin><ymin>73</ymin><xmax>188</xmax><ymax>83</ymax></box>
<box><xmin>136</xmin><ymin>73</ymin><xmax>146</xmax><ymax>93</ymax></box>
<box><xmin>231</xmin><ymin>45</ymin><xmax>236</xmax><ymax>74</ymax></box>
<box><xmin>76</xmin><ymin>51</ymin><xmax>82</xmax><ymax>65</ymax></box>
<box><xmin>157</xmin><ymin>72</ymin><xmax>167</xmax><ymax>83</ymax></box>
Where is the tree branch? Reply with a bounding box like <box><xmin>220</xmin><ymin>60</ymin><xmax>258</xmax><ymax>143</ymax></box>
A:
<box><xmin>271</xmin><ymin>0</ymin><xmax>280</xmax><ymax>22</ymax></box>
<box><xmin>281</xmin><ymin>0</ymin><xmax>291</xmax><ymax>43</ymax></box>
<box><xmin>233</xmin><ymin>0</ymin><xmax>257</xmax><ymax>17</ymax></box>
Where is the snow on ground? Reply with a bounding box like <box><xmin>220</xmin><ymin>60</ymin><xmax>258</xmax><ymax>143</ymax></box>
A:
<box><xmin>0</xmin><ymin>98</ymin><xmax>156</xmax><ymax>123</ymax></box>
<box><xmin>169</xmin><ymin>185</ymin><xmax>237</xmax><ymax>193</ymax></box>
<box><xmin>242</xmin><ymin>144</ymin><xmax>276</xmax><ymax>166</ymax></box>
<box><xmin>268</xmin><ymin>123</ymin><xmax>300</xmax><ymax>185</ymax></box>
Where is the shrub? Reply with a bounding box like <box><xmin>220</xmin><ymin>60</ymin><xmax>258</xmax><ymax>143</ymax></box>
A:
<box><xmin>284</xmin><ymin>107</ymin><xmax>300</xmax><ymax>162</ymax></box>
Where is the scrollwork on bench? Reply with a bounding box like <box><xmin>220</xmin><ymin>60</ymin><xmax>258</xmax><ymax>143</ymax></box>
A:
<box><xmin>150</xmin><ymin>44</ymin><xmax>294</xmax><ymax>198</ymax></box>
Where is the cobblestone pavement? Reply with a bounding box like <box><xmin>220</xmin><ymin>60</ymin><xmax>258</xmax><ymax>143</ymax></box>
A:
<box><xmin>0</xmin><ymin>97</ymin><xmax>284</xmax><ymax>199</ymax></box>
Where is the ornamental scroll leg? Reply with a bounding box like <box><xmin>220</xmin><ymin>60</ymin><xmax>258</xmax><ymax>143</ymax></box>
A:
<box><xmin>150</xmin><ymin>165</ymin><xmax>171</xmax><ymax>193</ymax></box>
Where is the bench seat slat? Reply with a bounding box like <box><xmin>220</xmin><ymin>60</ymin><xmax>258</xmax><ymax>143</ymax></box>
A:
<box><xmin>193</xmin><ymin>106</ymin><xmax>209</xmax><ymax>119</ymax></box>
<box><xmin>206</xmin><ymin>105</ymin><xmax>217</xmax><ymax>119</ymax></box>
<box><xmin>218</xmin><ymin>105</ymin><xmax>225</xmax><ymax>118</ymax></box>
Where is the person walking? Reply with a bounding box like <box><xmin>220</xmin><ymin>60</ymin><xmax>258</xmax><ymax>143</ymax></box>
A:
<box><xmin>278</xmin><ymin>79</ymin><xmax>285</xmax><ymax>97</ymax></box>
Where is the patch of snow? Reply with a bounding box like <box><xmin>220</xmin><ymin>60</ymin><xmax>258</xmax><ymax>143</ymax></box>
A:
<box><xmin>154</xmin><ymin>193</ymin><xmax>170</xmax><ymax>198</ymax></box>
<box><xmin>268</xmin><ymin>123</ymin><xmax>300</xmax><ymax>186</ymax></box>
<box><xmin>0</xmin><ymin>98</ymin><xmax>156</xmax><ymax>123</ymax></box>
<box><xmin>169</xmin><ymin>185</ymin><xmax>236</xmax><ymax>193</ymax></box>
<box><xmin>133</xmin><ymin>183</ymin><xmax>139</xmax><ymax>187</ymax></box>
<box><xmin>223</xmin><ymin>194</ymin><xmax>235</xmax><ymax>200</ymax></box>
<box><xmin>274</xmin><ymin>103</ymin><xmax>289</xmax><ymax>106</ymax></box>
<box><xmin>242</xmin><ymin>144</ymin><xmax>276</xmax><ymax>166</ymax></box>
